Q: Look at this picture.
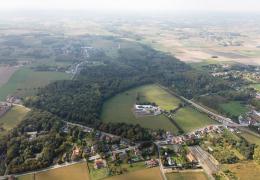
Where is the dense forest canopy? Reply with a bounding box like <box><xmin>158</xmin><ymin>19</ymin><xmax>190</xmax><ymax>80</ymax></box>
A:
<box><xmin>25</xmin><ymin>37</ymin><xmax>230</xmax><ymax>127</ymax></box>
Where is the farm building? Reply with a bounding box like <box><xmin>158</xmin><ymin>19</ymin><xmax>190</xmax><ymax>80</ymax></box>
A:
<box><xmin>0</xmin><ymin>102</ymin><xmax>12</xmax><ymax>117</ymax></box>
<box><xmin>134</xmin><ymin>104</ymin><xmax>161</xmax><ymax>116</ymax></box>
<box><xmin>145</xmin><ymin>159</ymin><xmax>159</xmax><ymax>168</ymax></box>
<box><xmin>94</xmin><ymin>159</ymin><xmax>107</xmax><ymax>169</ymax></box>
<box><xmin>186</xmin><ymin>152</ymin><xmax>197</xmax><ymax>163</ymax></box>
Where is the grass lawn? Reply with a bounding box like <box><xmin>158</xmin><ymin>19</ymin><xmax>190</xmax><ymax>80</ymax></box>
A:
<box><xmin>104</xmin><ymin>167</ymin><xmax>162</xmax><ymax>180</ymax></box>
<box><xmin>17</xmin><ymin>174</ymin><xmax>34</xmax><ymax>180</ymax></box>
<box><xmin>101</xmin><ymin>84</ymin><xmax>180</xmax><ymax>134</ymax></box>
<box><xmin>0</xmin><ymin>105</ymin><xmax>30</xmax><ymax>136</ymax></box>
<box><xmin>219</xmin><ymin>101</ymin><xmax>249</xmax><ymax>117</ymax></box>
<box><xmin>250</xmin><ymin>84</ymin><xmax>260</xmax><ymax>92</ymax></box>
<box><xmin>174</xmin><ymin>107</ymin><xmax>217</xmax><ymax>132</ymax></box>
<box><xmin>0</xmin><ymin>67</ymin><xmax>71</xmax><ymax>100</ymax></box>
<box><xmin>18</xmin><ymin>162</ymin><xmax>90</xmax><ymax>180</ymax></box>
<box><xmin>222</xmin><ymin>161</ymin><xmax>260</xmax><ymax>180</ymax></box>
<box><xmin>240</xmin><ymin>131</ymin><xmax>260</xmax><ymax>146</ymax></box>
<box><xmin>137</xmin><ymin>84</ymin><xmax>182</xmax><ymax>111</ymax></box>
<box><xmin>166</xmin><ymin>171</ymin><xmax>208</xmax><ymax>180</ymax></box>
<box><xmin>88</xmin><ymin>162</ymin><xmax>108</xmax><ymax>180</ymax></box>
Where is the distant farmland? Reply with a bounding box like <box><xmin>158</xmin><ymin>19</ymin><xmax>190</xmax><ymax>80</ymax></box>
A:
<box><xmin>0</xmin><ymin>66</ymin><xmax>18</xmax><ymax>87</ymax></box>
<box><xmin>0</xmin><ymin>67</ymin><xmax>71</xmax><ymax>101</ymax></box>
<box><xmin>101</xmin><ymin>84</ymin><xmax>180</xmax><ymax>134</ymax></box>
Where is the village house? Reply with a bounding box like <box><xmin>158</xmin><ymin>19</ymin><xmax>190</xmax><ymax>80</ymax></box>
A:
<box><xmin>134</xmin><ymin>104</ymin><xmax>161</xmax><ymax>116</ymax></box>
<box><xmin>71</xmin><ymin>146</ymin><xmax>81</xmax><ymax>161</ymax></box>
<box><xmin>0</xmin><ymin>102</ymin><xmax>12</xmax><ymax>117</ymax></box>
<box><xmin>145</xmin><ymin>159</ymin><xmax>158</xmax><ymax>168</ymax></box>
<box><xmin>186</xmin><ymin>152</ymin><xmax>197</xmax><ymax>163</ymax></box>
<box><xmin>94</xmin><ymin>159</ymin><xmax>107</xmax><ymax>169</ymax></box>
<box><xmin>26</xmin><ymin>131</ymin><xmax>37</xmax><ymax>141</ymax></box>
<box><xmin>6</xmin><ymin>96</ymin><xmax>21</xmax><ymax>104</ymax></box>
<box><xmin>89</xmin><ymin>154</ymin><xmax>101</xmax><ymax>161</ymax></box>
<box><xmin>256</xmin><ymin>93</ymin><xmax>260</xmax><ymax>100</ymax></box>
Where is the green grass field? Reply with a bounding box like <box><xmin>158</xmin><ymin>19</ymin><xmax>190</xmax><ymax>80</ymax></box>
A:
<box><xmin>138</xmin><ymin>84</ymin><xmax>181</xmax><ymax>111</ymax></box>
<box><xmin>0</xmin><ymin>67</ymin><xmax>71</xmax><ymax>100</ymax></box>
<box><xmin>166</xmin><ymin>171</ymin><xmax>209</xmax><ymax>180</ymax></box>
<box><xmin>101</xmin><ymin>84</ymin><xmax>180</xmax><ymax>134</ymax></box>
<box><xmin>18</xmin><ymin>162</ymin><xmax>90</xmax><ymax>180</ymax></box>
<box><xmin>240</xmin><ymin>131</ymin><xmax>260</xmax><ymax>146</ymax></box>
<box><xmin>250</xmin><ymin>84</ymin><xmax>260</xmax><ymax>92</ymax></box>
<box><xmin>174</xmin><ymin>107</ymin><xmax>217</xmax><ymax>132</ymax></box>
<box><xmin>219</xmin><ymin>101</ymin><xmax>249</xmax><ymax>117</ymax></box>
<box><xmin>0</xmin><ymin>105</ymin><xmax>30</xmax><ymax>136</ymax></box>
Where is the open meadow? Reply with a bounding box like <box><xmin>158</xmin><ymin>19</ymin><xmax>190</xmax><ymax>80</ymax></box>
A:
<box><xmin>222</xmin><ymin>161</ymin><xmax>260</xmax><ymax>180</ymax></box>
<box><xmin>240</xmin><ymin>131</ymin><xmax>260</xmax><ymax>146</ymax></box>
<box><xmin>104</xmin><ymin>167</ymin><xmax>163</xmax><ymax>180</ymax></box>
<box><xmin>219</xmin><ymin>101</ymin><xmax>249</xmax><ymax>117</ymax></box>
<box><xmin>0</xmin><ymin>105</ymin><xmax>30</xmax><ymax>136</ymax></box>
<box><xmin>101</xmin><ymin>84</ymin><xmax>180</xmax><ymax>134</ymax></box>
<box><xmin>18</xmin><ymin>162</ymin><xmax>90</xmax><ymax>180</ymax></box>
<box><xmin>137</xmin><ymin>84</ymin><xmax>181</xmax><ymax>111</ymax></box>
<box><xmin>174</xmin><ymin>107</ymin><xmax>217</xmax><ymax>132</ymax></box>
<box><xmin>0</xmin><ymin>66</ymin><xmax>18</xmax><ymax>87</ymax></box>
<box><xmin>0</xmin><ymin>67</ymin><xmax>71</xmax><ymax>101</ymax></box>
<box><xmin>166</xmin><ymin>171</ymin><xmax>208</xmax><ymax>180</ymax></box>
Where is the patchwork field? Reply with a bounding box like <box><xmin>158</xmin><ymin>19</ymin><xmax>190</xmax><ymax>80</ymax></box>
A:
<box><xmin>166</xmin><ymin>171</ymin><xmax>208</xmax><ymax>180</ymax></box>
<box><xmin>0</xmin><ymin>67</ymin><xmax>71</xmax><ymax>100</ymax></box>
<box><xmin>0</xmin><ymin>105</ymin><xmax>30</xmax><ymax>136</ymax></box>
<box><xmin>174</xmin><ymin>107</ymin><xmax>217</xmax><ymax>132</ymax></box>
<box><xmin>222</xmin><ymin>161</ymin><xmax>260</xmax><ymax>180</ymax></box>
<box><xmin>101</xmin><ymin>84</ymin><xmax>180</xmax><ymax>134</ymax></box>
<box><xmin>18</xmin><ymin>162</ymin><xmax>90</xmax><ymax>180</ymax></box>
<box><xmin>104</xmin><ymin>167</ymin><xmax>162</xmax><ymax>180</ymax></box>
<box><xmin>0</xmin><ymin>66</ymin><xmax>18</xmax><ymax>87</ymax></box>
<box><xmin>219</xmin><ymin>101</ymin><xmax>249</xmax><ymax>117</ymax></box>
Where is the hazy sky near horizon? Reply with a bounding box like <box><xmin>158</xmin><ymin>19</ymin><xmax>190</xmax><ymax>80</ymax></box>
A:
<box><xmin>1</xmin><ymin>0</ymin><xmax>260</xmax><ymax>12</ymax></box>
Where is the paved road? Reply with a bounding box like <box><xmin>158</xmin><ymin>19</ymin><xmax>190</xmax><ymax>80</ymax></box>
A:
<box><xmin>189</xmin><ymin>146</ymin><xmax>219</xmax><ymax>180</ymax></box>
<box><xmin>71</xmin><ymin>61</ymin><xmax>85</xmax><ymax>79</ymax></box>
<box><xmin>155</xmin><ymin>143</ymin><xmax>168</xmax><ymax>180</ymax></box>
<box><xmin>63</xmin><ymin>120</ymin><xmax>121</xmax><ymax>139</ymax></box>
<box><xmin>158</xmin><ymin>85</ymin><xmax>247</xmax><ymax>127</ymax></box>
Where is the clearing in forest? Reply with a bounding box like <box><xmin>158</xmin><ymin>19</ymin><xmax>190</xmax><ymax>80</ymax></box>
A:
<box><xmin>101</xmin><ymin>84</ymin><xmax>181</xmax><ymax>134</ymax></box>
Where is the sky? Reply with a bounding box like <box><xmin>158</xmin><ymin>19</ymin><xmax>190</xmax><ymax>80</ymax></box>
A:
<box><xmin>0</xmin><ymin>0</ymin><xmax>260</xmax><ymax>12</ymax></box>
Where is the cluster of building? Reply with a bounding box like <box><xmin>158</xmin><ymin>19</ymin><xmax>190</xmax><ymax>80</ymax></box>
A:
<box><xmin>6</xmin><ymin>96</ymin><xmax>21</xmax><ymax>104</ymax></box>
<box><xmin>0</xmin><ymin>102</ymin><xmax>12</xmax><ymax>117</ymax></box>
<box><xmin>161</xmin><ymin>144</ymin><xmax>199</xmax><ymax>169</ymax></box>
<box><xmin>162</xmin><ymin>125</ymin><xmax>223</xmax><ymax>145</ymax></box>
<box><xmin>256</xmin><ymin>93</ymin><xmax>260</xmax><ymax>100</ymax></box>
<box><xmin>145</xmin><ymin>159</ymin><xmax>159</xmax><ymax>168</ymax></box>
<box><xmin>134</xmin><ymin>104</ymin><xmax>161</xmax><ymax>116</ymax></box>
<box><xmin>239</xmin><ymin>110</ymin><xmax>260</xmax><ymax>126</ymax></box>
